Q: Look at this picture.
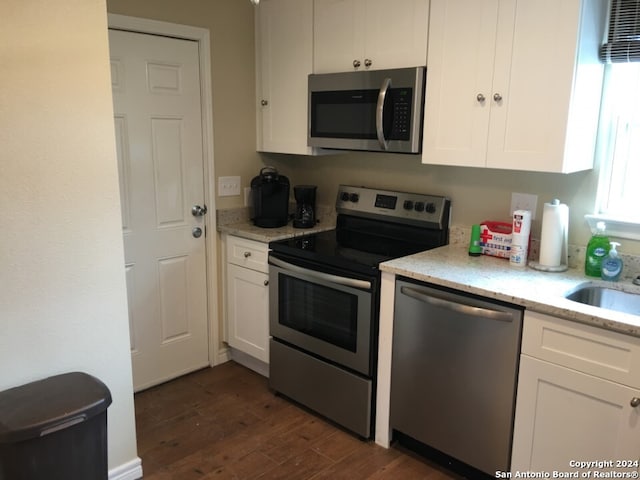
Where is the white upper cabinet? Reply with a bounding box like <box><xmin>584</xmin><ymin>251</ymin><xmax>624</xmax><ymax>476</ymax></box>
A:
<box><xmin>313</xmin><ymin>0</ymin><xmax>429</xmax><ymax>73</ymax></box>
<box><xmin>255</xmin><ymin>0</ymin><xmax>316</xmax><ymax>155</ymax></box>
<box><xmin>422</xmin><ymin>0</ymin><xmax>606</xmax><ymax>173</ymax></box>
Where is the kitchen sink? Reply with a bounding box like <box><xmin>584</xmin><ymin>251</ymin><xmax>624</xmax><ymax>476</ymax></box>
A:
<box><xmin>565</xmin><ymin>285</ymin><xmax>640</xmax><ymax>316</ymax></box>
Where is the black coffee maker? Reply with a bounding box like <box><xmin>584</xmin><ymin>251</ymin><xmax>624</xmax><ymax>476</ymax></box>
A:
<box><xmin>251</xmin><ymin>167</ymin><xmax>290</xmax><ymax>228</ymax></box>
<box><xmin>293</xmin><ymin>185</ymin><xmax>317</xmax><ymax>228</ymax></box>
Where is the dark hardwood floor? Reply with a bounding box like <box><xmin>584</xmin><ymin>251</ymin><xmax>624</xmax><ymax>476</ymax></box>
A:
<box><xmin>135</xmin><ymin>361</ymin><xmax>461</xmax><ymax>479</ymax></box>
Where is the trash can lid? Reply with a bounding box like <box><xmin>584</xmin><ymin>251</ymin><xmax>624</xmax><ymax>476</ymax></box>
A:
<box><xmin>0</xmin><ymin>372</ymin><xmax>112</xmax><ymax>443</ymax></box>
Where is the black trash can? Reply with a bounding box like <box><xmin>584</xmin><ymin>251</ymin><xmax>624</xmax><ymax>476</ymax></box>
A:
<box><xmin>0</xmin><ymin>372</ymin><xmax>112</xmax><ymax>480</ymax></box>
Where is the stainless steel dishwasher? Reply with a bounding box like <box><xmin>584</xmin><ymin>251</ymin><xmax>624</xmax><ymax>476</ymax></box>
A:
<box><xmin>390</xmin><ymin>277</ymin><xmax>523</xmax><ymax>476</ymax></box>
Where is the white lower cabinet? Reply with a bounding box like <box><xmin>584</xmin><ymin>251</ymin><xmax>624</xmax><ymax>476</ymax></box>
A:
<box><xmin>226</xmin><ymin>263</ymin><xmax>269</xmax><ymax>363</ymax></box>
<box><xmin>512</xmin><ymin>312</ymin><xmax>640</xmax><ymax>473</ymax></box>
<box><xmin>224</xmin><ymin>235</ymin><xmax>270</xmax><ymax>367</ymax></box>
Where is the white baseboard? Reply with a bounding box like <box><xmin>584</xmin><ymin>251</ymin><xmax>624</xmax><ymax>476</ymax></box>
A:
<box><xmin>216</xmin><ymin>346</ymin><xmax>231</xmax><ymax>365</ymax></box>
<box><xmin>109</xmin><ymin>457</ymin><xmax>143</xmax><ymax>480</ymax></box>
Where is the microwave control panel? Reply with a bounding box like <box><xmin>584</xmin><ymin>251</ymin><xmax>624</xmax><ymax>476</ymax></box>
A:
<box><xmin>389</xmin><ymin>89</ymin><xmax>412</xmax><ymax>140</ymax></box>
<box><xmin>336</xmin><ymin>185</ymin><xmax>450</xmax><ymax>229</ymax></box>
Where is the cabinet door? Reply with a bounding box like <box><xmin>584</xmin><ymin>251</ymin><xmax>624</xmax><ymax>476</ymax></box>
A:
<box><xmin>314</xmin><ymin>0</ymin><xmax>429</xmax><ymax>73</ymax></box>
<box><xmin>226</xmin><ymin>264</ymin><xmax>269</xmax><ymax>363</ymax></box>
<box><xmin>314</xmin><ymin>0</ymin><xmax>364</xmax><ymax>73</ymax></box>
<box><xmin>362</xmin><ymin>0</ymin><xmax>429</xmax><ymax>71</ymax></box>
<box><xmin>512</xmin><ymin>355</ymin><xmax>640</xmax><ymax>473</ymax></box>
<box><xmin>422</xmin><ymin>0</ymin><xmax>499</xmax><ymax>167</ymax></box>
<box><xmin>487</xmin><ymin>0</ymin><xmax>592</xmax><ymax>172</ymax></box>
<box><xmin>255</xmin><ymin>0</ymin><xmax>314</xmax><ymax>154</ymax></box>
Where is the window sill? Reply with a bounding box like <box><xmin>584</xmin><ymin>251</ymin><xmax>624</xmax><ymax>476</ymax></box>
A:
<box><xmin>585</xmin><ymin>214</ymin><xmax>640</xmax><ymax>241</ymax></box>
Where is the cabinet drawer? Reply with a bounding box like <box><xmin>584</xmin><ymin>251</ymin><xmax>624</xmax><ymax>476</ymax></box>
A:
<box><xmin>226</xmin><ymin>235</ymin><xmax>269</xmax><ymax>273</ymax></box>
<box><xmin>523</xmin><ymin>311</ymin><xmax>640</xmax><ymax>389</ymax></box>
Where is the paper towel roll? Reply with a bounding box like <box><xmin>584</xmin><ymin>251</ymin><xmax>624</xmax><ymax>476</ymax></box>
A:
<box><xmin>539</xmin><ymin>199</ymin><xmax>569</xmax><ymax>268</ymax></box>
<box><xmin>510</xmin><ymin>210</ymin><xmax>532</xmax><ymax>267</ymax></box>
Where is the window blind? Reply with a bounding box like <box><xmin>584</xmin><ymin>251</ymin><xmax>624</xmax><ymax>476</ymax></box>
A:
<box><xmin>600</xmin><ymin>0</ymin><xmax>640</xmax><ymax>63</ymax></box>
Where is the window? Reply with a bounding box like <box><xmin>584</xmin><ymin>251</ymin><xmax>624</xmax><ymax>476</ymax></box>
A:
<box><xmin>590</xmin><ymin>0</ymin><xmax>640</xmax><ymax>239</ymax></box>
<box><xmin>597</xmin><ymin>63</ymin><xmax>640</xmax><ymax>221</ymax></box>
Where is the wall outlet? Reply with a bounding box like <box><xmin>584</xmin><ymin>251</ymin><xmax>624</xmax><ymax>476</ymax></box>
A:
<box><xmin>218</xmin><ymin>176</ymin><xmax>241</xmax><ymax>197</ymax></box>
<box><xmin>511</xmin><ymin>192</ymin><xmax>538</xmax><ymax>220</ymax></box>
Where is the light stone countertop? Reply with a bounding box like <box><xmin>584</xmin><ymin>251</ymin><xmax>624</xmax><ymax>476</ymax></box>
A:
<box><xmin>216</xmin><ymin>205</ymin><xmax>336</xmax><ymax>243</ymax></box>
<box><xmin>380</xmin><ymin>243</ymin><xmax>640</xmax><ymax>338</ymax></box>
<box><xmin>217</xmin><ymin>220</ymin><xmax>335</xmax><ymax>243</ymax></box>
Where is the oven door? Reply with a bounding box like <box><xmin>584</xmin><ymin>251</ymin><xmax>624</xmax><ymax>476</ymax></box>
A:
<box><xmin>268</xmin><ymin>253</ymin><xmax>375</xmax><ymax>376</ymax></box>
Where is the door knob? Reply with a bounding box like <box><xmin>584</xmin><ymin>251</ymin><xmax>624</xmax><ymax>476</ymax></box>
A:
<box><xmin>191</xmin><ymin>204</ymin><xmax>208</xmax><ymax>217</ymax></box>
<box><xmin>631</xmin><ymin>397</ymin><xmax>640</xmax><ymax>408</ymax></box>
<box><xmin>263</xmin><ymin>280</ymin><xmax>269</xmax><ymax>286</ymax></box>
<box><xmin>364</xmin><ymin>58</ymin><xmax>372</xmax><ymax>67</ymax></box>
<box><xmin>353</xmin><ymin>59</ymin><xmax>361</xmax><ymax>68</ymax></box>
<box><xmin>192</xmin><ymin>227</ymin><xmax>203</xmax><ymax>238</ymax></box>
<box><xmin>493</xmin><ymin>93</ymin><xmax>503</xmax><ymax>102</ymax></box>
<box><xmin>476</xmin><ymin>93</ymin><xmax>486</xmax><ymax>102</ymax></box>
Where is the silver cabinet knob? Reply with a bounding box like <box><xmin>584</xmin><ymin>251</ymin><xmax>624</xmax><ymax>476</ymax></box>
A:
<box><xmin>353</xmin><ymin>59</ymin><xmax>361</xmax><ymax>68</ymax></box>
<box><xmin>631</xmin><ymin>397</ymin><xmax>640</xmax><ymax>408</ymax></box>
<box><xmin>476</xmin><ymin>93</ymin><xmax>486</xmax><ymax>102</ymax></box>
<box><xmin>263</xmin><ymin>280</ymin><xmax>269</xmax><ymax>286</ymax></box>
<box><xmin>261</xmin><ymin>99</ymin><xmax>268</xmax><ymax>106</ymax></box>
<box><xmin>493</xmin><ymin>93</ymin><xmax>503</xmax><ymax>102</ymax></box>
<box><xmin>243</xmin><ymin>251</ymin><xmax>251</xmax><ymax>258</ymax></box>
<box><xmin>192</xmin><ymin>227</ymin><xmax>203</xmax><ymax>238</ymax></box>
<box><xmin>364</xmin><ymin>58</ymin><xmax>372</xmax><ymax>67</ymax></box>
<box><xmin>191</xmin><ymin>204</ymin><xmax>207</xmax><ymax>217</ymax></box>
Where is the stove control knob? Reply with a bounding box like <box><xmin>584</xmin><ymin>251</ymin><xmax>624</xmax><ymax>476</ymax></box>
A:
<box><xmin>414</xmin><ymin>201</ymin><xmax>425</xmax><ymax>212</ymax></box>
<box><xmin>349</xmin><ymin>193</ymin><xmax>360</xmax><ymax>203</ymax></box>
<box><xmin>340</xmin><ymin>192</ymin><xmax>350</xmax><ymax>202</ymax></box>
<box><xmin>403</xmin><ymin>200</ymin><xmax>414</xmax><ymax>210</ymax></box>
<box><xmin>425</xmin><ymin>202</ymin><xmax>437</xmax><ymax>214</ymax></box>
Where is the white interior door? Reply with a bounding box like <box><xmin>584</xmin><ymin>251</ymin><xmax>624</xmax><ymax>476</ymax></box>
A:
<box><xmin>109</xmin><ymin>29</ymin><xmax>209</xmax><ymax>391</ymax></box>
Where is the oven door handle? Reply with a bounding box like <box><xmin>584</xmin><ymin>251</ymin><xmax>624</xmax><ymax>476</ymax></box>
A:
<box><xmin>269</xmin><ymin>256</ymin><xmax>372</xmax><ymax>290</ymax></box>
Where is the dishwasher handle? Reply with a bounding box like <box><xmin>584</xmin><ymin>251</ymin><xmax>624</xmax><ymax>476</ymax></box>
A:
<box><xmin>400</xmin><ymin>286</ymin><xmax>514</xmax><ymax>322</ymax></box>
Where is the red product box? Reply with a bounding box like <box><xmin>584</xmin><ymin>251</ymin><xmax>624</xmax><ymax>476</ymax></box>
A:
<box><xmin>479</xmin><ymin>221</ymin><xmax>513</xmax><ymax>258</ymax></box>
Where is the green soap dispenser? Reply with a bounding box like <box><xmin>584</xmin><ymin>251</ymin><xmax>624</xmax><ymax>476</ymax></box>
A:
<box><xmin>601</xmin><ymin>242</ymin><xmax>623</xmax><ymax>281</ymax></box>
<box><xmin>585</xmin><ymin>221</ymin><xmax>610</xmax><ymax>277</ymax></box>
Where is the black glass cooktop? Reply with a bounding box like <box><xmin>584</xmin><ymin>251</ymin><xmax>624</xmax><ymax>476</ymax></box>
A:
<box><xmin>269</xmin><ymin>215</ymin><xmax>449</xmax><ymax>275</ymax></box>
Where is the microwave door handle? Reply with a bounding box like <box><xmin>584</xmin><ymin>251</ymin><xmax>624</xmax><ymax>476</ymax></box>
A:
<box><xmin>376</xmin><ymin>77</ymin><xmax>392</xmax><ymax>150</ymax></box>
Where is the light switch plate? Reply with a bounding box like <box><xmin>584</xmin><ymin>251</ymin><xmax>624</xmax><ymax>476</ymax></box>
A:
<box><xmin>511</xmin><ymin>192</ymin><xmax>538</xmax><ymax>220</ymax></box>
<box><xmin>218</xmin><ymin>176</ymin><xmax>241</xmax><ymax>197</ymax></box>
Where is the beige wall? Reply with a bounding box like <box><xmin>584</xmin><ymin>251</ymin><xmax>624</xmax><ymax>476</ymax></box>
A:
<box><xmin>263</xmin><ymin>150</ymin><xmax>620</xmax><ymax>252</ymax></box>
<box><xmin>0</xmin><ymin>0</ymin><xmax>138</xmax><ymax>472</ymax></box>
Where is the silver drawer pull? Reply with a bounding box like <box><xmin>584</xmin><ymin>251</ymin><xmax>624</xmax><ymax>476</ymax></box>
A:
<box><xmin>631</xmin><ymin>397</ymin><xmax>640</xmax><ymax>408</ymax></box>
<box><xmin>244</xmin><ymin>251</ymin><xmax>251</xmax><ymax>258</ymax></box>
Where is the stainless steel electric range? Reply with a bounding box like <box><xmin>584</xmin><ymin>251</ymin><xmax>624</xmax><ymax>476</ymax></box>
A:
<box><xmin>267</xmin><ymin>185</ymin><xmax>451</xmax><ymax>438</ymax></box>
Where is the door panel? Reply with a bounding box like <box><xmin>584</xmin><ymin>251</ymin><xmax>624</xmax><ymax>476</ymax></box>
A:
<box><xmin>109</xmin><ymin>29</ymin><xmax>209</xmax><ymax>391</ymax></box>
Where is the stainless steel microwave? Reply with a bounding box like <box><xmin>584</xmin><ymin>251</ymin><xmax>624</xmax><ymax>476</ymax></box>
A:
<box><xmin>308</xmin><ymin>66</ymin><xmax>425</xmax><ymax>154</ymax></box>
